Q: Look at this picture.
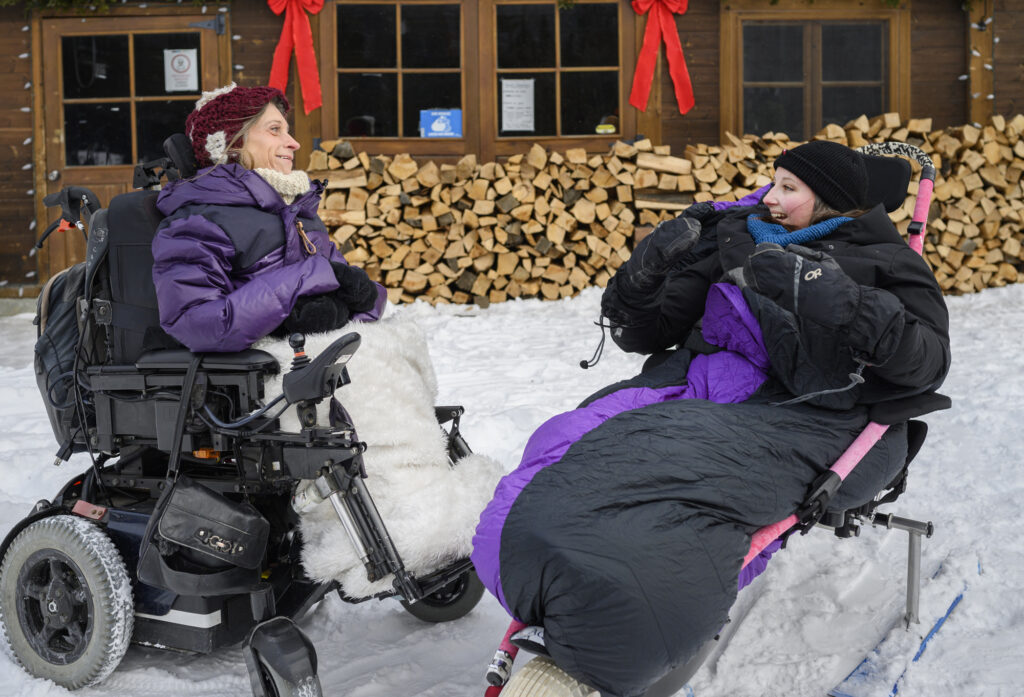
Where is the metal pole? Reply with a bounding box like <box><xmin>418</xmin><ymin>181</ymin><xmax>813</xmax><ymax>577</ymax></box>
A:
<box><xmin>870</xmin><ymin>513</ymin><xmax>933</xmax><ymax>628</ymax></box>
<box><xmin>905</xmin><ymin>530</ymin><xmax>922</xmax><ymax>627</ymax></box>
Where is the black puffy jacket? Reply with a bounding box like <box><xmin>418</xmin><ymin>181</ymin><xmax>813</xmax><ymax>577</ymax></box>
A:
<box><xmin>602</xmin><ymin>204</ymin><xmax>951</xmax><ymax>405</ymax></box>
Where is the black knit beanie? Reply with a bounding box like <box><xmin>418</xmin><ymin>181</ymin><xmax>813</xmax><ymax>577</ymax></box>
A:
<box><xmin>773</xmin><ymin>140</ymin><xmax>868</xmax><ymax>211</ymax></box>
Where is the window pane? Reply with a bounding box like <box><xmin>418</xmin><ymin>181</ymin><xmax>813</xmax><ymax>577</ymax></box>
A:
<box><xmin>137</xmin><ymin>100</ymin><xmax>195</xmax><ymax>163</ymax></box>
<box><xmin>822</xmin><ymin>86</ymin><xmax>883</xmax><ymax>128</ymax></box>
<box><xmin>401</xmin><ymin>4</ymin><xmax>460</xmax><ymax>69</ymax></box>
<box><xmin>560</xmin><ymin>3</ymin><xmax>618</xmax><ymax>68</ymax></box>
<box><xmin>498</xmin><ymin>73</ymin><xmax>555</xmax><ymax>137</ymax></box>
<box><xmin>743</xmin><ymin>24</ymin><xmax>802</xmax><ymax>82</ymax></box>
<box><xmin>497</xmin><ymin>5</ymin><xmax>555</xmax><ymax>69</ymax></box>
<box><xmin>62</xmin><ymin>35</ymin><xmax>130</xmax><ymax>99</ymax></box>
<box><xmin>743</xmin><ymin>86</ymin><xmax>803</xmax><ymax>137</ymax></box>
<box><xmin>403</xmin><ymin>73</ymin><xmax>461</xmax><ymax>137</ymax></box>
<box><xmin>64</xmin><ymin>102</ymin><xmax>132</xmax><ymax>166</ymax></box>
<box><xmin>561</xmin><ymin>71</ymin><xmax>618</xmax><ymax>135</ymax></box>
<box><xmin>823</xmin><ymin>24</ymin><xmax>884</xmax><ymax>82</ymax></box>
<box><xmin>133</xmin><ymin>33</ymin><xmax>202</xmax><ymax>97</ymax></box>
<box><xmin>338</xmin><ymin>4</ymin><xmax>396</xmax><ymax>68</ymax></box>
<box><xmin>338</xmin><ymin>73</ymin><xmax>398</xmax><ymax>137</ymax></box>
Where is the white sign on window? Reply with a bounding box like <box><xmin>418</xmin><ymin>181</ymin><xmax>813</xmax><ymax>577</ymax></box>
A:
<box><xmin>164</xmin><ymin>49</ymin><xmax>198</xmax><ymax>92</ymax></box>
<box><xmin>501</xmin><ymin>78</ymin><xmax>535</xmax><ymax>132</ymax></box>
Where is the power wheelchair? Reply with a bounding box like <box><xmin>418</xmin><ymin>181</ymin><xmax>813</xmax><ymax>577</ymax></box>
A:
<box><xmin>0</xmin><ymin>135</ymin><xmax>485</xmax><ymax>696</ymax></box>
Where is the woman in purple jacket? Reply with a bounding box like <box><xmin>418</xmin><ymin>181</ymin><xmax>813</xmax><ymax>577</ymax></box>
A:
<box><xmin>152</xmin><ymin>83</ymin><xmax>386</xmax><ymax>352</ymax></box>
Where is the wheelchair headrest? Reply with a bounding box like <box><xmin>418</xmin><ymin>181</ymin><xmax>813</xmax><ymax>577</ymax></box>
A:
<box><xmin>861</xmin><ymin>153</ymin><xmax>912</xmax><ymax>214</ymax></box>
<box><xmin>164</xmin><ymin>133</ymin><xmax>198</xmax><ymax>179</ymax></box>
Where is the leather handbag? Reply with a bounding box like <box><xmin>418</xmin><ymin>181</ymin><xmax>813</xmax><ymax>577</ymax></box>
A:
<box><xmin>157</xmin><ymin>474</ymin><xmax>269</xmax><ymax>570</ymax></box>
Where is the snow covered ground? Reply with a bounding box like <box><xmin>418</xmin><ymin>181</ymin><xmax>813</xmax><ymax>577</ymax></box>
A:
<box><xmin>0</xmin><ymin>283</ymin><xmax>1021</xmax><ymax>697</ymax></box>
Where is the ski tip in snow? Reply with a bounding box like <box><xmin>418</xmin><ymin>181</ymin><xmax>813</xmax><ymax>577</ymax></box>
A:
<box><xmin>828</xmin><ymin>584</ymin><xmax>966</xmax><ymax>697</ymax></box>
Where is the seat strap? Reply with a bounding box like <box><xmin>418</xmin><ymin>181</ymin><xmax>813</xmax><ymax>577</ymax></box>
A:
<box><xmin>108</xmin><ymin>300</ymin><xmax>161</xmax><ymax>331</ymax></box>
<box><xmin>167</xmin><ymin>355</ymin><xmax>202</xmax><ymax>480</ymax></box>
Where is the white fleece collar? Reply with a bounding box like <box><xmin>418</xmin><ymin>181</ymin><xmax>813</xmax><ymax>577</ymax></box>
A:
<box><xmin>254</xmin><ymin>168</ymin><xmax>312</xmax><ymax>204</ymax></box>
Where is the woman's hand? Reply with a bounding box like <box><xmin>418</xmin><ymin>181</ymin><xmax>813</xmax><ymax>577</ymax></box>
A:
<box><xmin>616</xmin><ymin>215</ymin><xmax>701</xmax><ymax>297</ymax></box>
<box><xmin>739</xmin><ymin>243</ymin><xmax>862</xmax><ymax>328</ymax></box>
<box><xmin>331</xmin><ymin>262</ymin><xmax>378</xmax><ymax>313</ymax></box>
<box><xmin>280</xmin><ymin>294</ymin><xmax>350</xmax><ymax>335</ymax></box>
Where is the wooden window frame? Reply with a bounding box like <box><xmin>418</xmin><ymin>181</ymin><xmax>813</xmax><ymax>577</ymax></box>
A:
<box><xmin>319</xmin><ymin>0</ymin><xmax>480</xmax><ymax>159</ymax></box>
<box><xmin>320</xmin><ymin>0</ymin><xmax>641</xmax><ymax>161</ymax></box>
<box><xmin>35</xmin><ymin>6</ymin><xmax>230</xmax><ymax>282</ymax></box>
<box><xmin>49</xmin><ymin>19</ymin><xmax>219</xmax><ymax>169</ymax></box>
<box><xmin>719</xmin><ymin>0</ymin><xmax>911</xmax><ymax>143</ymax></box>
<box><xmin>482</xmin><ymin>0</ymin><xmax>637</xmax><ymax>161</ymax></box>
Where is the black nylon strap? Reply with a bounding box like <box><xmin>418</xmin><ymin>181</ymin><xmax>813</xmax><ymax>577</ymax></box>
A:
<box><xmin>166</xmin><ymin>355</ymin><xmax>202</xmax><ymax>480</ymax></box>
<box><xmin>108</xmin><ymin>300</ymin><xmax>161</xmax><ymax>330</ymax></box>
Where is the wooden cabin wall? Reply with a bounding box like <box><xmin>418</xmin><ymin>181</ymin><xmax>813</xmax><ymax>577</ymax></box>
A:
<box><xmin>230</xmin><ymin>2</ymin><xmax>281</xmax><ymax>90</ymax></box>
<box><xmin>658</xmin><ymin>0</ymin><xmax>971</xmax><ymax>153</ymax></box>
<box><xmin>0</xmin><ymin>8</ymin><xmax>37</xmax><ymax>291</ymax></box>
<box><xmin>659</xmin><ymin>0</ymin><xmax>721</xmax><ymax>151</ymax></box>
<box><xmin>995</xmin><ymin>0</ymin><xmax>1024</xmax><ymax>116</ymax></box>
<box><xmin>910</xmin><ymin>0</ymin><xmax>967</xmax><ymax>129</ymax></box>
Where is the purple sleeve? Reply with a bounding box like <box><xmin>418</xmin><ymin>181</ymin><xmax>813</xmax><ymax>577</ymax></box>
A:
<box><xmin>712</xmin><ymin>184</ymin><xmax>769</xmax><ymax>211</ymax></box>
<box><xmin>153</xmin><ymin>214</ymin><xmax>339</xmax><ymax>352</ymax></box>
<box><xmin>737</xmin><ymin>538</ymin><xmax>782</xmax><ymax>591</ymax></box>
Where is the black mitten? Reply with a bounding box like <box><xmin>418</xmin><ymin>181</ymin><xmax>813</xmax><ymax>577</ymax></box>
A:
<box><xmin>331</xmin><ymin>262</ymin><xmax>378</xmax><ymax>314</ymax></box>
<box><xmin>679</xmin><ymin>200</ymin><xmax>716</xmax><ymax>224</ymax></box>
<box><xmin>618</xmin><ymin>215</ymin><xmax>702</xmax><ymax>297</ymax></box>
<box><xmin>280</xmin><ymin>294</ymin><xmax>349</xmax><ymax>335</ymax></box>
<box><xmin>741</xmin><ymin>243</ymin><xmax>862</xmax><ymax>328</ymax></box>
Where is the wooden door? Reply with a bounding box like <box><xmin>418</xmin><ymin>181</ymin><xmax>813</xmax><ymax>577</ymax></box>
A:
<box><xmin>40</xmin><ymin>13</ymin><xmax>226</xmax><ymax>278</ymax></box>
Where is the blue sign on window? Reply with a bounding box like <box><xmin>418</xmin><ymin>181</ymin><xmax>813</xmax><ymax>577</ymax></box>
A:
<box><xmin>419</xmin><ymin>109</ymin><xmax>462</xmax><ymax>138</ymax></box>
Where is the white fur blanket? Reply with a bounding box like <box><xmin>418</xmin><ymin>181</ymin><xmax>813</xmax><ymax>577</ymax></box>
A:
<box><xmin>255</xmin><ymin>317</ymin><xmax>504</xmax><ymax>599</ymax></box>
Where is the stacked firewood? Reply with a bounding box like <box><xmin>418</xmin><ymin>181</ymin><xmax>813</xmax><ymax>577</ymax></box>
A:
<box><xmin>309</xmin><ymin>112</ymin><xmax>1024</xmax><ymax>304</ymax></box>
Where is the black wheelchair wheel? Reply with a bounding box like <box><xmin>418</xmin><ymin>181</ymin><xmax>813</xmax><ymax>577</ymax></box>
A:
<box><xmin>0</xmin><ymin>515</ymin><xmax>133</xmax><ymax>689</ymax></box>
<box><xmin>400</xmin><ymin>569</ymin><xmax>485</xmax><ymax>623</ymax></box>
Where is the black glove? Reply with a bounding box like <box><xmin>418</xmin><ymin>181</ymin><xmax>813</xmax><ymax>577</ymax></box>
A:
<box><xmin>331</xmin><ymin>262</ymin><xmax>378</xmax><ymax>314</ymax></box>
<box><xmin>740</xmin><ymin>243</ymin><xmax>862</xmax><ymax>328</ymax></box>
<box><xmin>279</xmin><ymin>294</ymin><xmax>350</xmax><ymax>336</ymax></box>
<box><xmin>679</xmin><ymin>200</ymin><xmax>716</xmax><ymax>224</ymax></box>
<box><xmin>618</xmin><ymin>215</ymin><xmax>702</xmax><ymax>295</ymax></box>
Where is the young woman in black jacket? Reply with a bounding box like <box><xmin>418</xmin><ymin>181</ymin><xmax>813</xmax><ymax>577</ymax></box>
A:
<box><xmin>602</xmin><ymin>139</ymin><xmax>951</xmax><ymax>407</ymax></box>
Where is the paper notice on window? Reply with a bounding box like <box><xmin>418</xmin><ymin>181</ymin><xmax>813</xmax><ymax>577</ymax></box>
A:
<box><xmin>164</xmin><ymin>49</ymin><xmax>198</xmax><ymax>92</ymax></box>
<box><xmin>501</xmin><ymin>79</ymin><xmax>535</xmax><ymax>132</ymax></box>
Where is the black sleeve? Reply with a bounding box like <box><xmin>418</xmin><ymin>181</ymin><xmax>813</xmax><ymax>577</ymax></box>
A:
<box><xmin>859</xmin><ymin>246</ymin><xmax>951</xmax><ymax>392</ymax></box>
<box><xmin>602</xmin><ymin>252</ymin><xmax>719</xmax><ymax>355</ymax></box>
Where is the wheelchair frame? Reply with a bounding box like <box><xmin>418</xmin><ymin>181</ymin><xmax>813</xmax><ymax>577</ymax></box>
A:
<box><xmin>0</xmin><ymin>140</ymin><xmax>485</xmax><ymax>696</ymax></box>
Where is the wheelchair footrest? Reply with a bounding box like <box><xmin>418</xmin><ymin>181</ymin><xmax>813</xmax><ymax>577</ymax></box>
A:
<box><xmin>243</xmin><ymin>617</ymin><xmax>321</xmax><ymax>697</ymax></box>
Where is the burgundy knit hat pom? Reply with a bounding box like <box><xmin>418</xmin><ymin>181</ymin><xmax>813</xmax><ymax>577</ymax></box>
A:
<box><xmin>186</xmin><ymin>83</ymin><xmax>290</xmax><ymax>168</ymax></box>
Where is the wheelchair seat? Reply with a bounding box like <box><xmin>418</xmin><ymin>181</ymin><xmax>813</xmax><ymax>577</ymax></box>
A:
<box><xmin>136</xmin><ymin>348</ymin><xmax>279</xmax><ymax>373</ymax></box>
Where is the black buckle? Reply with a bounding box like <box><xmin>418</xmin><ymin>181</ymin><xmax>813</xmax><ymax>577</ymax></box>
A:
<box><xmin>795</xmin><ymin>470</ymin><xmax>843</xmax><ymax>534</ymax></box>
<box><xmin>91</xmin><ymin>298</ymin><xmax>112</xmax><ymax>326</ymax></box>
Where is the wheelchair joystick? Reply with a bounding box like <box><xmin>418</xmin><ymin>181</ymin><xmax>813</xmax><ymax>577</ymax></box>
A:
<box><xmin>288</xmin><ymin>333</ymin><xmax>311</xmax><ymax>370</ymax></box>
<box><xmin>287</xmin><ymin>334</ymin><xmax>319</xmax><ymax>428</ymax></box>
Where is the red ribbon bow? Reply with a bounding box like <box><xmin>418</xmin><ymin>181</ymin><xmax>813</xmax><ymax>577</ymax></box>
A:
<box><xmin>268</xmin><ymin>0</ymin><xmax>324</xmax><ymax>115</ymax></box>
<box><xmin>629</xmin><ymin>0</ymin><xmax>694</xmax><ymax>115</ymax></box>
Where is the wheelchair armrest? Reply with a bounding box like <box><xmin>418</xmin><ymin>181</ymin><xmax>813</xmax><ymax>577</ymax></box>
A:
<box><xmin>282</xmin><ymin>332</ymin><xmax>360</xmax><ymax>404</ymax></box>
<box><xmin>434</xmin><ymin>405</ymin><xmax>465</xmax><ymax>425</ymax></box>
<box><xmin>136</xmin><ymin>348</ymin><xmax>279</xmax><ymax>373</ymax></box>
<box><xmin>867</xmin><ymin>392</ymin><xmax>951</xmax><ymax>425</ymax></box>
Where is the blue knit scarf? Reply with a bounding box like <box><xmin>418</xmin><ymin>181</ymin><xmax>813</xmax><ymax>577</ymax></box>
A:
<box><xmin>746</xmin><ymin>213</ymin><xmax>852</xmax><ymax>246</ymax></box>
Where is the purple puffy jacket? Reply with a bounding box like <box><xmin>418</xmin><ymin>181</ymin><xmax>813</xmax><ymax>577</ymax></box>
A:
<box><xmin>152</xmin><ymin>164</ymin><xmax>386</xmax><ymax>352</ymax></box>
